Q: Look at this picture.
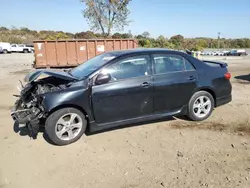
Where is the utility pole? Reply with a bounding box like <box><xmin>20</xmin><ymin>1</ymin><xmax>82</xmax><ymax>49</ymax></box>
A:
<box><xmin>218</xmin><ymin>32</ymin><xmax>221</xmax><ymax>49</ymax></box>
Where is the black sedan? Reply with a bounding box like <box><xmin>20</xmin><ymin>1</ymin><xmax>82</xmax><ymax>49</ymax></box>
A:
<box><xmin>11</xmin><ymin>49</ymin><xmax>232</xmax><ymax>145</ymax></box>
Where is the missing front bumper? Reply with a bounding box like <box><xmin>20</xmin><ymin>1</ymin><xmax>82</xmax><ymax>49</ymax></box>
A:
<box><xmin>11</xmin><ymin>108</ymin><xmax>42</xmax><ymax>138</ymax></box>
<box><xmin>11</xmin><ymin>107</ymin><xmax>42</xmax><ymax>124</ymax></box>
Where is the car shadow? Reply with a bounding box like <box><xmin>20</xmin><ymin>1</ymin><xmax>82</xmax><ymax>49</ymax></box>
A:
<box><xmin>13</xmin><ymin>121</ymin><xmax>57</xmax><ymax>145</ymax></box>
<box><xmin>86</xmin><ymin>116</ymin><xmax>176</xmax><ymax>136</ymax></box>
<box><xmin>235</xmin><ymin>74</ymin><xmax>250</xmax><ymax>82</ymax></box>
<box><xmin>13</xmin><ymin>116</ymin><xmax>181</xmax><ymax>145</ymax></box>
<box><xmin>42</xmin><ymin>131</ymin><xmax>57</xmax><ymax>145</ymax></box>
<box><xmin>13</xmin><ymin>121</ymin><xmax>43</xmax><ymax>140</ymax></box>
<box><xmin>13</xmin><ymin>121</ymin><xmax>30</xmax><ymax>136</ymax></box>
<box><xmin>174</xmin><ymin>115</ymin><xmax>193</xmax><ymax>121</ymax></box>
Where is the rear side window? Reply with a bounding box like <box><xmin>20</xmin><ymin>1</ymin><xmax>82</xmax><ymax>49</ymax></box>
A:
<box><xmin>153</xmin><ymin>54</ymin><xmax>196</xmax><ymax>74</ymax></box>
<box><xmin>153</xmin><ymin>54</ymin><xmax>185</xmax><ymax>74</ymax></box>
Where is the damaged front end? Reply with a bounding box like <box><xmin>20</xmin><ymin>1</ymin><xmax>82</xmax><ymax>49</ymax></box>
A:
<box><xmin>11</xmin><ymin>70</ymin><xmax>77</xmax><ymax>138</ymax></box>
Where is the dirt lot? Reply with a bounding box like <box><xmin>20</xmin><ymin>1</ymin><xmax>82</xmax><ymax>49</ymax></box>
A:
<box><xmin>0</xmin><ymin>53</ymin><xmax>250</xmax><ymax>188</ymax></box>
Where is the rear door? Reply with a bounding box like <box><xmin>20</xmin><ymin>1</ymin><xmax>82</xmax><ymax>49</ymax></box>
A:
<box><xmin>91</xmin><ymin>54</ymin><xmax>153</xmax><ymax>124</ymax></box>
<box><xmin>17</xmin><ymin>44</ymin><xmax>24</xmax><ymax>52</ymax></box>
<box><xmin>152</xmin><ymin>53</ymin><xmax>198</xmax><ymax>113</ymax></box>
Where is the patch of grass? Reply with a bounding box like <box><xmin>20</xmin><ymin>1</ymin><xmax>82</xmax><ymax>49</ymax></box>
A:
<box><xmin>10</xmin><ymin>69</ymin><xmax>30</xmax><ymax>75</ymax></box>
<box><xmin>0</xmin><ymin>85</ymin><xmax>12</xmax><ymax>91</ymax></box>
<box><xmin>0</xmin><ymin>105</ymin><xmax>13</xmax><ymax>110</ymax></box>
<box><xmin>235</xmin><ymin>81</ymin><xmax>250</xmax><ymax>85</ymax></box>
<box><xmin>234</xmin><ymin>122</ymin><xmax>250</xmax><ymax>135</ymax></box>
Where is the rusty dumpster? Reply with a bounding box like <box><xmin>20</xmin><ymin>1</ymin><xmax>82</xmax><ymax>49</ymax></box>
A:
<box><xmin>33</xmin><ymin>39</ymin><xmax>138</xmax><ymax>68</ymax></box>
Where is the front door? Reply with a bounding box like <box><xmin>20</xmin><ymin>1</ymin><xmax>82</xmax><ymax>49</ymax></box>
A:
<box><xmin>11</xmin><ymin>44</ymin><xmax>17</xmax><ymax>51</ymax></box>
<box><xmin>91</xmin><ymin>54</ymin><xmax>153</xmax><ymax>124</ymax></box>
<box><xmin>152</xmin><ymin>53</ymin><xmax>198</xmax><ymax>112</ymax></box>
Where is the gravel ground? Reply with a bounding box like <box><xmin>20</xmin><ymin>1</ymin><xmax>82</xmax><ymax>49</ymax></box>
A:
<box><xmin>0</xmin><ymin>53</ymin><xmax>250</xmax><ymax>188</ymax></box>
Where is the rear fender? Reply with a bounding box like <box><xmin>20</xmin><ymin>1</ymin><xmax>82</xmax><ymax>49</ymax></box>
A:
<box><xmin>193</xmin><ymin>86</ymin><xmax>217</xmax><ymax>105</ymax></box>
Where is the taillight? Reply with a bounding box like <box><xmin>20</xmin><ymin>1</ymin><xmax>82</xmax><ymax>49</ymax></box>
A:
<box><xmin>224</xmin><ymin>72</ymin><xmax>231</xmax><ymax>80</ymax></box>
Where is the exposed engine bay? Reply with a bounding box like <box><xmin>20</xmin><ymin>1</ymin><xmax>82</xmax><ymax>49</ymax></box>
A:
<box><xmin>11</xmin><ymin>76</ymin><xmax>71</xmax><ymax>137</ymax></box>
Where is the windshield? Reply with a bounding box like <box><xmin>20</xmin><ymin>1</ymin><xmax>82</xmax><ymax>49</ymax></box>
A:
<box><xmin>70</xmin><ymin>53</ymin><xmax>117</xmax><ymax>79</ymax></box>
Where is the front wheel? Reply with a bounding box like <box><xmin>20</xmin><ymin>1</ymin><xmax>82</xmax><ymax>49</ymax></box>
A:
<box><xmin>187</xmin><ymin>91</ymin><xmax>214</xmax><ymax>121</ymax></box>
<box><xmin>45</xmin><ymin>108</ymin><xmax>87</xmax><ymax>145</ymax></box>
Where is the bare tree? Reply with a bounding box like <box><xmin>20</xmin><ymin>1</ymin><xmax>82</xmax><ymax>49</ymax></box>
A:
<box><xmin>81</xmin><ymin>0</ymin><xmax>131</xmax><ymax>36</ymax></box>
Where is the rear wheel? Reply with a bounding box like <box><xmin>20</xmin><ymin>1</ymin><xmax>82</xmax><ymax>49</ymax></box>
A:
<box><xmin>2</xmin><ymin>49</ymin><xmax>8</xmax><ymax>54</ymax></box>
<box><xmin>23</xmin><ymin>49</ymin><xmax>28</xmax><ymax>53</ymax></box>
<box><xmin>187</xmin><ymin>91</ymin><xmax>214</xmax><ymax>121</ymax></box>
<box><xmin>45</xmin><ymin>108</ymin><xmax>87</xmax><ymax>145</ymax></box>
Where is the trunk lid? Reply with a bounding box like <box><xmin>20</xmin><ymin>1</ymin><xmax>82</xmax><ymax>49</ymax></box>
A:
<box><xmin>202</xmin><ymin>60</ymin><xmax>228</xmax><ymax>68</ymax></box>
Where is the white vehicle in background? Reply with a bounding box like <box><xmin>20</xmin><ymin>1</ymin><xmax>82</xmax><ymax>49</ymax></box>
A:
<box><xmin>211</xmin><ymin>51</ymin><xmax>217</xmax><ymax>56</ymax></box>
<box><xmin>206</xmin><ymin>51</ymin><xmax>216</xmax><ymax>56</ymax></box>
<box><xmin>235</xmin><ymin>49</ymin><xmax>247</xmax><ymax>56</ymax></box>
<box><xmin>202</xmin><ymin>51</ymin><xmax>211</xmax><ymax>55</ymax></box>
<box><xmin>222</xmin><ymin>50</ymin><xmax>229</xmax><ymax>56</ymax></box>
<box><xmin>215</xmin><ymin>51</ymin><xmax>224</xmax><ymax>56</ymax></box>
<box><xmin>11</xmin><ymin>44</ymin><xmax>34</xmax><ymax>53</ymax></box>
<box><xmin>0</xmin><ymin>42</ymin><xmax>12</xmax><ymax>54</ymax></box>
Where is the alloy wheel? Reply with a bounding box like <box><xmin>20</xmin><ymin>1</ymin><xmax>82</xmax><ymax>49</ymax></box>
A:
<box><xmin>55</xmin><ymin>113</ymin><xmax>83</xmax><ymax>141</ymax></box>
<box><xmin>193</xmin><ymin>96</ymin><xmax>212</xmax><ymax>118</ymax></box>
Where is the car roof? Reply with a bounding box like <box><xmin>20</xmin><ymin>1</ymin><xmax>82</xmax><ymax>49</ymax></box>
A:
<box><xmin>108</xmin><ymin>48</ymin><xmax>181</xmax><ymax>56</ymax></box>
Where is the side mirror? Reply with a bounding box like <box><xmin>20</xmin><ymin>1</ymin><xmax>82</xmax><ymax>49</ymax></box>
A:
<box><xmin>95</xmin><ymin>73</ymin><xmax>111</xmax><ymax>85</ymax></box>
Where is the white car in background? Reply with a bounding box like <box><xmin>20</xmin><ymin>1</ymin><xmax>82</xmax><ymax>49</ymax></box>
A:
<box><xmin>11</xmin><ymin>44</ymin><xmax>34</xmax><ymax>53</ymax></box>
<box><xmin>0</xmin><ymin>42</ymin><xmax>12</xmax><ymax>54</ymax></box>
<box><xmin>222</xmin><ymin>50</ymin><xmax>230</xmax><ymax>56</ymax></box>
<box><xmin>207</xmin><ymin>52</ymin><xmax>213</xmax><ymax>55</ymax></box>
<box><xmin>215</xmin><ymin>51</ymin><xmax>224</xmax><ymax>56</ymax></box>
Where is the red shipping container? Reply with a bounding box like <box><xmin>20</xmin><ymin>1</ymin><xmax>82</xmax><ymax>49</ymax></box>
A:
<box><xmin>33</xmin><ymin>39</ymin><xmax>138</xmax><ymax>68</ymax></box>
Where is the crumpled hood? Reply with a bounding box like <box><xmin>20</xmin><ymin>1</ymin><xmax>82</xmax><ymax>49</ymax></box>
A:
<box><xmin>24</xmin><ymin>70</ymin><xmax>78</xmax><ymax>82</ymax></box>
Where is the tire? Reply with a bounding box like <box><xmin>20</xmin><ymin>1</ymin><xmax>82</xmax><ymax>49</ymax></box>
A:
<box><xmin>45</xmin><ymin>107</ymin><xmax>87</xmax><ymax>146</ymax></box>
<box><xmin>2</xmin><ymin>49</ymin><xmax>8</xmax><ymax>54</ymax></box>
<box><xmin>187</xmin><ymin>91</ymin><xmax>214</xmax><ymax>121</ymax></box>
<box><xmin>23</xmin><ymin>49</ymin><xmax>28</xmax><ymax>53</ymax></box>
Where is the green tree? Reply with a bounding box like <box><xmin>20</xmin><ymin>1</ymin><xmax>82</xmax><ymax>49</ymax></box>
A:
<box><xmin>75</xmin><ymin>31</ymin><xmax>97</xmax><ymax>38</ymax></box>
<box><xmin>55</xmin><ymin>32</ymin><xmax>69</xmax><ymax>40</ymax></box>
<box><xmin>142</xmin><ymin>31</ymin><xmax>150</xmax><ymax>38</ymax></box>
<box><xmin>112</xmin><ymin>32</ymin><xmax>132</xmax><ymax>38</ymax></box>
<box><xmin>81</xmin><ymin>0</ymin><xmax>131</xmax><ymax>36</ymax></box>
<box><xmin>0</xmin><ymin>27</ymin><xmax>8</xmax><ymax>31</ymax></box>
<box><xmin>197</xmin><ymin>39</ymin><xmax>208</xmax><ymax>48</ymax></box>
<box><xmin>138</xmin><ymin>39</ymin><xmax>151</xmax><ymax>47</ymax></box>
<box><xmin>169</xmin><ymin>35</ymin><xmax>184</xmax><ymax>49</ymax></box>
<box><xmin>155</xmin><ymin>35</ymin><xmax>170</xmax><ymax>48</ymax></box>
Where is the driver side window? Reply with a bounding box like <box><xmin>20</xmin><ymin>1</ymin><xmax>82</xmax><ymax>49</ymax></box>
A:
<box><xmin>102</xmin><ymin>55</ymin><xmax>151</xmax><ymax>81</ymax></box>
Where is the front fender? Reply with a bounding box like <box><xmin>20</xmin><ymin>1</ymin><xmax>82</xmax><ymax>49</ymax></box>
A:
<box><xmin>41</xmin><ymin>87</ymin><xmax>93</xmax><ymax>121</ymax></box>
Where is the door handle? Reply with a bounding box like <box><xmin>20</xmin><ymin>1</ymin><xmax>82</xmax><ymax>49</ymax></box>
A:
<box><xmin>188</xmin><ymin>76</ymin><xmax>196</xmax><ymax>81</ymax></box>
<box><xmin>140</xmin><ymin>82</ymin><xmax>151</xmax><ymax>88</ymax></box>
